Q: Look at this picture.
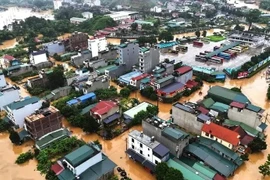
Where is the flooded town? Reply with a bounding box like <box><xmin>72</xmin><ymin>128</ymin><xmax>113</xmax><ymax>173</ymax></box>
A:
<box><xmin>0</xmin><ymin>0</ymin><xmax>270</xmax><ymax>180</ymax></box>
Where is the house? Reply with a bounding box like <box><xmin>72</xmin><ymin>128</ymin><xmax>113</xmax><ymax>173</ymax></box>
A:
<box><xmin>71</xmin><ymin>49</ymin><xmax>92</xmax><ymax>67</ymax></box>
<box><xmin>0</xmin><ymin>85</ymin><xmax>20</xmax><ymax>110</ymax></box>
<box><xmin>53</xmin><ymin>143</ymin><xmax>116</xmax><ymax>180</ymax></box>
<box><xmin>24</xmin><ymin>106</ymin><xmax>62</xmax><ymax>139</ymax></box>
<box><xmin>126</xmin><ymin>130</ymin><xmax>170</xmax><ymax>172</ymax></box>
<box><xmin>0</xmin><ymin>69</ymin><xmax>6</xmax><ymax>88</ymax></box>
<box><xmin>151</xmin><ymin>75</ymin><xmax>175</xmax><ymax>90</ymax></box>
<box><xmin>105</xmin><ymin>11</ymin><xmax>138</xmax><ymax>22</ymax></box>
<box><xmin>27</xmin><ymin>69</ymin><xmax>52</xmax><ymax>89</ymax></box>
<box><xmin>65</xmin><ymin>32</ymin><xmax>88</xmax><ymax>51</ymax></box>
<box><xmin>1</xmin><ymin>54</ymin><xmax>21</xmax><ymax>68</ymax></box>
<box><xmin>201</xmin><ymin>122</ymin><xmax>240</xmax><ymax>149</ymax></box>
<box><xmin>130</xmin><ymin>73</ymin><xmax>149</xmax><ymax>89</ymax></box>
<box><xmin>228</xmin><ymin>101</ymin><xmax>266</xmax><ymax>131</ymax></box>
<box><xmin>84</xmin><ymin>0</ymin><xmax>100</xmax><ymax>7</ymax></box>
<box><xmin>118</xmin><ymin>71</ymin><xmax>142</xmax><ymax>85</ymax></box>
<box><xmin>66</xmin><ymin>92</ymin><xmax>96</xmax><ymax>106</ymax></box>
<box><xmin>139</xmin><ymin>47</ymin><xmax>160</xmax><ymax>73</ymax></box>
<box><xmin>30</xmin><ymin>50</ymin><xmax>48</xmax><ymax>65</ymax></box>
<box><xmin>118</xmin><ymin>42</ymin><xmax>139</xmax><ymax>70</ymax></box>
<box><xmin>150</xmin><ymin>6</ymin><xmax>162</xmax><ymax>13</ymax></box>
<box><xmin>123</xmin><ymin>102</ymin><xmax>152</xmax><ymax>124</ymax></box>
<box><xmin>90</xmin><ymin>101</ymin><xmax>120</xmax><ymax>125</ymax></box>
<box><xmin>43</xmin><ymin>41</ymin><xmax>65</xmax><ymax>56</ymax></box>
<box><xmin>82</xmin><ymin>12</ymin><xmax>93</xmax><ymax>19</ymax></box>
<box><xmin>4</xmin><ymin>97</ymin><xmax>43</xmax><ymax>128</ymax></box>
<box><xmin>70</xmin><ymin>17</ymin><xmax>87</xmax><ymax>24</ymax></box>
<box><xmin>143</xmin><ymin>117</ymin><xmax>190</xmax><ymax>158</ymax></box>
<box><xmin>82</xmin><ymin>75</ymin><xmax>109</xmax><ymax>94</ymax></box>
<box><xmin>88</xmin><ymin>36</ymin><xmax>108</xmax><ymax>58</ymax></box>
<box><xmin>172</xmin><ymin>102</ymin><xmax>211</xmax><ymax>134</ymax></box>
<box><xmin>174</xmin><ymin>66</ymin><xmax>193</xmax><ymax>84</ymax></box>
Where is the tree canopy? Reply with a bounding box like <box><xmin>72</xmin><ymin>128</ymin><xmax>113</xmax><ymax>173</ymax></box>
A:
<box><xmin>156</xmin><ymin>162</ymin><xmax>184</xmax><ymax>180</ymax></box>
<box><xmin>47</xmin><ymin>65</ymin><xmax>65</xmax><ymax>90</ymax></box>
<box><xmin>246</xmin><ymin>9</ymin><xmax>261</xmax><ymax>31</ymax></box>
<box><xmin>248</xmin><ymin>137</ymin><xmax>267</xmax><ymax>153</ymax></box>
<box><xmin>259</xmin><ymin>154</ymin><xmax>270</xmax><ymax>177</ymax></box>
<box><xmin>158</xmin><ymin>31</ymin><xmax>173</xmax><ymax>42</ymax></box>
<box><xmin>120</xmin><ymin>88</ymin><xmax>131</xmax><ymax>98</ymax></box>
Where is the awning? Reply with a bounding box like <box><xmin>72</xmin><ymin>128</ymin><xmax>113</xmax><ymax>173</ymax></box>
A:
<box><xmin>142</xmin><ymin>160</ymin><xmax>156</xmax><ymax>172</ymax></box>
<box><xmin>259</xmin><ymin>123</ymin><xmax>267</xmax><ymax>130</ymax></box>
<box><xmin>126</xmin><ymin>149</ymin><xmax>145</xmax><ymax>163</ymax></box>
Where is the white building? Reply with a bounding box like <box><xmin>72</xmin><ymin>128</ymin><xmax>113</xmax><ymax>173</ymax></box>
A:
<box><xmin>150</xmin><ymin>6</ymin><xmax>162</xmax><ymax>13</ymax></box>
<box><xmin>30</xmin><ymin>50</ymin><xmax>48</xmax><ymax>65</ymax></box>
<box><xmin>106</xmin><ymin>11</ymin><xmax>138</xmax><ymax>21</ymax></box>
<box><xmin>82</xmin><ymin>12</ymin><xmax>93</xmax><ymax>19</ymax></box>
<box><xmin>127</xmin><ymin>130</ymin><xmax>170</xmax><ymax>167</ymax></box>
<box><xmin>0</xmin><ymin>86</ymin><xmax>20</xmax><ymax>110</ymax></box>
<box><xmin>53</xmin><ymin>0</ymin><xmax>63</xmax><ymax>10</ymax></box>
<box><xmin>139</xmin><ymin>47</ymin><xmax>160</xmax><ymax>73</ymax></box>
<box><xmin>4</xmin><ymin>97</ymin><xmax>42</xmax><ymax>128</ymax></box>
<box><xmin>88</xmin><ymin>36</ymin><xmax>108</xmax><ymax>58</ymax></box>
<box><xmin>84</xmin><ymin>0</ymin><xmax>101</xmax><ymax>7</ymax></box>
<box><xmin>0</xmin><ymin>70</ymin><xmax>6</xmax><ymax>88</ymax></box>
<box><xmin>70</xmin><ymin>17</ymin><xmax>87</xmax><ymax>24</ymax></box>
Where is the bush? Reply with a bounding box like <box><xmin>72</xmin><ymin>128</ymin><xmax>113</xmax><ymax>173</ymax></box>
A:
<box><xmin>0</xmin><ymin>119</ymin><xmax>10</xmax><ymax>132</ymax></box>
<box><xmin>140</xmin><ymin>86</ymin><xmax>158</xmax><ymax>101</ymax></box>
<box><xmin>120</xmin><ymin>88</ymin><xmax>131</xmax><ymax>98</ymax></box>
<box><xmin>16</xmin><ymin>151</ymin><xmax>34</xmax><ymax>164</ymax></box>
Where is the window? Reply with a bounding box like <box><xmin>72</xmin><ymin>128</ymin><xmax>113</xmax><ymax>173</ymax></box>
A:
<box><xmin>210</xmin><ymin>134</ymin><xmax>214</xmax><ymax>138</ymax></box>
<box><xmin>132</xmin><ymin>138</ymin><xmax>134</xmax><ymax>143</ymax></box>
<box><xmin>205</xmin><ymin>133</ymin><xmax>209</xmax><ymax>137</ymax></box>
<box><xmin>132</xmin><ymin>145</ymin><xmax>134</xmax><ymax>149</ymax></box>
<box><xmin>140</xmin><ymin>150</ymin><xmax>143</xmax><ymax>154</ymax></box>
<box><xmin>155</xmin><ymin>160</ymin><xmax>158</xmax><ymax>165</ymax></box>
<box><xmin>148</xmin><ymin>154</ymin><xmax>150</xmax><ymax>157</ymax></box>
<box><xmin>140</xmin><ymin>143</ymin><xmax>143</xmax><ymax>148</ymax></box>
<box><xmin>148</xmin><ymin>148</ymin><xmax>150</xmax><ymax>151</ymax></box>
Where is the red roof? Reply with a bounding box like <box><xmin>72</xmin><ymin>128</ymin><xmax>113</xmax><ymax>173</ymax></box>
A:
<box><xmin>185</xmin><ymin>80</ymin><xmax>198</xmax><ymax>88</ymax></box>
<box><xmin>3</xmin><ymin>54</ymin><xmax>15</xmax><ymax>61</ymax></box>
<box><xmin>91</xmin><ymin>101</ymin><xmax>117</xmax><ymax>115</ymax></box>
<box><xmin>230</xmin><ymin>101</ymin><xmax>246</xmax><ymax>109</ymax></box>
<box><xmin>240</xmin><ymin>134</ymin><xmax>254</xmax><ymax>146</ymax></box>
<box><xmin>104</xmin><ymin>27</ymin><xmax>117</xmax><ymax>31</ymax></box>
<box><xmin>99</xmin><ymin>31</ymin><xmax>111</xmax><ymax>35</ymax></box>
<box><xmin>213</xmin><ymin>174</ymin><xmax>226</xmax><ymax>180</ymax></box>
<box><xmin>131</xmin><ymin>73</ymin><xmax>149</xmax><ymax>81</ymax></box>
<box><xmin>51</xmin><ymin>163</ymin><xmax>64</xmax><ymax>175</ymax></box>
<box><xmin>232</xmin><ymin>126</ymin><xmax>246</xmax><ymax>138</ymax></box>
<box><xmin>197</xmin><ymin>106</ymin><xmax>209</xmax><ymax>115</ymax></box>
<box><xmin>175</xmin><ymin>66</ymin><xmax>192</xmax><ymax>75</ymax></box>
<box><xmin>202</xmin><ymin>122</ymin><xmax>240</xmax><ymax>146</ymax></box>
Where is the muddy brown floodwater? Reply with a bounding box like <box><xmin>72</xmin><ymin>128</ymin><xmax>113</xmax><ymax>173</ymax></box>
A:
<box><xmin>1</xmin><ymin>68</ymin><xmax>270</xmax><ymax>180</ymax></box>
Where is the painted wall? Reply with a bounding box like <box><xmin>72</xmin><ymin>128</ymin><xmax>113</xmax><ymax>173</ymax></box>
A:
<box><xmin>201</xmin><ymin>131</ymin><xmax>236</xmax><ymax>149</ymax></box>
<box><xmin>75</xmin><ymin>152</ymin><xmax>102</xmax><ymax>176</ymax></box>
<box><xmin>0</xmin><ymin>74</ymin><xmax>6</xmax><ymax>87</ymax></box>
<box><xmin>175</xmin><ymin>71</ymin><xmax>193</xmax><ymax>84</ymax></box>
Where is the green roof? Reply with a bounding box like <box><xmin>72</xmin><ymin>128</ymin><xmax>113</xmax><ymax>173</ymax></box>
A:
<box><xmin>156</xmin><ymin>75</ymin><xmax>174</xmax><ymax>84</ymax></box>
<box><xmin>223</xmin><ymin>119</ymin><xmax>260</xmax><ymax>137</ymax></box>
<box><xmin>65</xmin><ymin>144</ymin><xmax>98</xmax><ymax>167</ymax></box>
<box><xmin>162</xmin><ymin>127</ymin><xmax>189</xmax><ymax>141</ymax></box>
<box><xmin>201</xmin><ymin>98</ymin><xmax>215</xmax><ymax>108</ymax></box>
<box><xmin>5</xmin><ymin>97</ymin><xmax>40</xmax><ymax>110</ymax></box>
<box><xmin>18</xmin><ymin>129</ymin><xmax>29</xmax><ymax>141</ymax></box>
<box><xmin>210</xmin><ymin>71</ymin><xmax>226</xmax><ymax>76</ymax></box>
<box><xmin>205</xmin><ymin>42</ymin><xmax>241</xmax><ymax>58</ymax></box>
<box><xmin>141</xmin><ymin>77</ymin><xmax>150</xmax><ymax>84</ymax></box>
<box><xmin>119</xmin><ymin>44</ymin><xmax>127</xmax><ymax>48</ymax></box>
<box><xmin>0</xmin><ymin>69</ymin><xmax>3</xmax><ymax>75</ymax></box>
<box><xmin>80</xmin><ymin>103</ymin><xmax>97</xmax><ymax>115</ymax></box>
<box><xmin>192</xmin><ymin>162</ymin><xmax>217</xmax><ymax>179</ymax></box>
<box><xmin>154</xmin><ymin>68</ymin><xmax>165</xmax><ymax>74</ymax></box>
<box><xmin>246</xmin><ymin>104</ymin><xmax>262</xmax><ymax>112</ymax></box>
<box><xmin>36</xmin><ymin>129</ymin><xmax>70</xmax><ymax>150</ymax></box>
<box><xmin>97</xmin><ymin>65</ymin><xmax>116</xmax><ymax>74</ymax></box>
<box><xmin>208</xmin><ymin>86</ymin><xmax>250</xmax><ymax>104</ymax></box>
<box><xmin>140</xmin><ymin>47</ymin><xmax>150</xmax><ymax>53</ymax></box>
<box><xmin>210</xmin><ymin>102</ymin><xmax>230</xmax><ymax>112</ymax></box>
<box><xmin>167</xmin><ymin>158</ymin><xmax>211</xmax><ymax>180</ymax></box>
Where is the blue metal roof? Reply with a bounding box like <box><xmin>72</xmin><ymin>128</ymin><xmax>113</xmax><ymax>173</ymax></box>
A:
<box><xmin>78</xmin><ymin>92</ymin><xmax>96</xmax><ymax>102</ymax></box>
<box><xmin>118</xmin><ymin>71</ymin><xmax>142</xmax><ymax>84</ymax></box>
<box><xmin>197</xmin><ymin>113</ymin><xmax>210</xmax><ymax>122</ymax></box>
<box><xmin>153</xmin><ymin>144</ymin><xmax>170</xmax><ymax>157</ymax></box>
<box><xmin>103</xmin><ymin>113</ymin><xmax>121</xmax><ymax>124</ymax></box>
<box><xmin>205</xmin><ymin>42</ymin><xmax>241</xmax><ymax>58</ymax></box>
<box><xmin>174</xmin><ymin>103</ymin><xmax>194</xmax><ymax>113</ymax></box>
<box><xmin>159</xmin><ymin>82</ymin><xmax>185</xmax><ymax>93</ymax></box>
<box><xmin>66</xmin><ymin>99</ymin><xmax>79</xmax><ymax>106</ymax></box>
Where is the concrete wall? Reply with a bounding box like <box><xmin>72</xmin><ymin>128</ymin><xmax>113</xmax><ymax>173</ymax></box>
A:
<box><xmin>100</xmin><ymin>106</ymin><xmax>119</xmax><ymax>121</ymax></box>
<box><xmin>228</xmin><ymin>107</ymin><xmax>261</xmax><ymax>128</ymax></box>
<box><xmin>71</xmin><ymin>53</ymin><xmax>92</xmax><ymax>67</ymax></box>
<box><xmin>75</xmin><ymin>152</ymin><xmax>102</xmax><ymax>176</ymax></box>
<box><xmin>105</xmin><ymin>65</ymin><xmax>126</xmax><ymax>79</ymax></box>
<box><xmin>98</xmin><ymin>49</ymin><xmax>118</xmax><ymax>60</ymax></box>
<box><xmin>0</xmin><ymin>74</ymin><xmax>6</xmax><ymax>87</ymax></box>
<box><xmin>159</xmin><ymin>78</ymin><xmax>174</xmax><ymax>89</ymax></box>
<box><xmin>140</xmin><ymin>48</ymin><xmax>160</xmax><ymax>73</ymax></box>
<box><xmin>83</xmin><ymin>78</ymin><xmax>109</xmax><ymax>94</ymax></box>
<box><xmin>142</xmin><ymin>121</ymin><xmax>189</xmax><ymax>158</ymax></box>
<box><xmin>201</xmin><ymin>131</ymin><xmax>235</xmax><ymax>149</ymax></box>
<box><xmin>89</xmin><ymin>59</ymin><xmax>107</xmax><ymax>69</ymax></box>
<box><xmin>118</xmin><ymin>43</ymin><xmax>139</xmax><ymax>70</ymax></box>
<box><xmin>175</xmin><ymin>71</ymin><xmax>193</xmax><ymax>84</ymax></box>
<box><xmin>172</xmin><ymin>106</ymin><xmax>203</xmax><ymax>134</ymax></box>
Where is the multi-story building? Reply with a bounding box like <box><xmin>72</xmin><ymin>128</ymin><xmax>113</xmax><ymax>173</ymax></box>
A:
<box><xmin>126</xmin><ymin>130</ymin><xmax>170</xmax><ymax>172</ymax></box>
<box><xmin>201</xmin><ymin>121</ymin><xmax>240</xmax><ymax>150</ymax></box>
<box><xmin>229</xmin><ymin>32</ymin><xmax>265</xmax><ymax>47</ymax></box>
<box><xmin>52</xmin><ymin>143</ymin><xmax>116</xmax><ymax>180</ymax></box>
<box><xmin>105</xmin><ymin>11</ymin><xmax>138</xmax><ymax>22</ymax></box>
<box><xmin>88</xmin><ymin>36</ymin><xmax>108</xmax><ymax>58</ymax></box>
<box><xmin>4</xmin><ymin>97</ymin><xmax>42</xmax><ymax>128</ymax></box>
<box><xmin>118</xmin><ymin>42</ymin><xmax>139</xmax><ymax>70</ymax></box>
<box><xmin>70</xmin><ymin>49</ymin><xmax>92</xmax><ymax>67</ymax></box>
<box><xmin>130</xmin><ymin>73</ymin><xmax>149</xmax><ymax>89</ymax></box>
<box><xmin>142</xmin><ymin>117</ymin><xmax>190</xmax><ymax>158</ymax></box>
<box><xmin>30</xmin><ymin>50</ymin><xmax>48</xmax><ymax>65</ymax></box>
<box><xmin>43</xmin><ymin>41</ymin><xmax>65</xmax><ymax>56</ymax></box>
<box><xmin>172</xmin><ymin>102</ymin><xmax>211</xmax><ymax>134</ymax></box>
<box><xmin>139</xmin><ymin>47</ymin><xmax>160</xmax><ymax>73</ymax></box>
<box><xmin>65</xmin><ymin>32</ymin><xmax>88</xmax><ymax>51</ymax></box>
<box><xmin>174</xmin><ymin>66</ymin><xmax>193</xmax><ymax>84</ymax></box>
<box><xmin>0</xmin><ymin>69</ymin><xmax>6</xmax><ymax>88</ymax></box>
<box><xmin>0</xmin><ymin>85</ymin><xmax>20</xmax><ymax>110</ymax></box>
<box><xmin>24</xmin><ymin>106</ymin><xmax>62</xmax><ymax>139</ymax></box>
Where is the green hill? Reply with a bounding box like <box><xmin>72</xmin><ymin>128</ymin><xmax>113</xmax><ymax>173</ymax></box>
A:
<box><xmin>101</xmin><ymin>0</ymin><xmax>158</xmax><ymax>10</ymax></box>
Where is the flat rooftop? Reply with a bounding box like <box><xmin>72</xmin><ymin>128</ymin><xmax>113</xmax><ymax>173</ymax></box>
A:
<box><xmin>159</xmin><ymin>82</ymin><xmax>185</xmax><ymax>93</ymax></box>
<box><xmin>118</xmin><ymin>71</ymin><xmax>142</xmax><ymax>84</ymax></box>
<box><xmin>124</xmin><ymin>102</ymin><xmax>152</xmax><ymax>119</ymax></box>
<box><xmin>106</xmin><ymin>11</ymin><xmax>138</xmax><ymax>18</ymax></box>
<box><xmin>25</xmin><ymin>106</ymin><xmax>59</xmax><ymax>122</ymax></box>
<box><xmin>129</xmin><ymin>130</ymin><xmax>160</xmax><ymax>149</ymax></box>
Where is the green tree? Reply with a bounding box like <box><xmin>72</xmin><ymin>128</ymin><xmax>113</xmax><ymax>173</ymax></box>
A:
<box><xmin>259</xmin><ymin>154</ymin><xmax>270</xmax><ymax>177</ymax></box>
<box><xmin>82</xmin><ymin>114</ymin><xmax>99</xmax><ymax>133</ymax></box>
<box><xmin>164</xmin><ymin>167</ymin><xmax>184</xmax><ymax>180</ymax></box>
<box><xmin>195</xmin><ymin>30</ymin><xmax>201</xmax><ymax>38</ymax></box>
<box><xmin>0</xmin><ymin>119</ymin><xmax>10</xmax><ymax>132</ymax></box>
<box><xmin>140</xmin><ymin>86</ymin><xmax>157</xmax><ymax>101</ymax></box>
<box><xmin>156</xmin><ymin>162</ymin><xmax>169</xmax><ymax>180</ymax></box>
<box><xmin>158</xmin><ymin>31</ymin><xmax>173</xmax><ymax>42</ymax></box>
<box><xmin>246</xmin><ymin>9</ymin><xmax>261</xmax><ymax>31</ymax></box>
<box><xmin>16</xmin><ymin>151</ymin><xmax>34</xmax><ymax>164</ymax></box>
<box><xmin>234</xmin><ymin>24</ymin><xmax>245</xmax><ymax>31</ymax></box>
<box><xmin>240</xmin><ymin>153</ymin><xmax>249</xmax><ymax>161</ymax></box>
<box><xmin>120</xmin><ymin>88</ymin><xmax>131</xmax><ymax>98</ymax></box>
<box><xmin>202</xmin><ymin>30</ymin><xmax>207</xmax><ymax>37</ymax></box>
<box><xmin>230</xmin><ymin>87</ymin><xmax>241</xmax><ymax>93</ymax></box>
<box><xmin>9</xmin><ymin>129</ymin><xmax>21</xmax><ymax>144</ymax></box>
<box><xmin>248</xmin><ymin>137</ymin><xmax>267</xmax><ymax>153</ymax></box>
<box><xmin>131</xmin><ymin>23</ymin><xmax>138</xmax><ymax>31</ymax></box>
<box><xmin>47</xmin><ymin>65</ymin><xmax>65</xmax><ymax>89</ymax></box>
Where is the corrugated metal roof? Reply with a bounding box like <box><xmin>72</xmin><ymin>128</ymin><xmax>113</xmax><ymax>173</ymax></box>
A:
<box><xmin>5</xmin><ymin>97</ymin><xmax>40</xmax><ymax>110</ymax></box>
<box><xmin>201</xmin><ymin>98</ymin><xmax>215</xmax><ymax>109</ymax></box>
<box><xmin>162</xmin><ymin>127</ymin><xmax>188</xmax><ymax>141</ymax></box>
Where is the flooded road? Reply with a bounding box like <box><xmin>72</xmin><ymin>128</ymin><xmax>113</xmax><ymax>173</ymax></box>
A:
<box><xmin>0</xmin><ymin>38</ymin><xmax>17</xmax><ymax>50</ymax></box>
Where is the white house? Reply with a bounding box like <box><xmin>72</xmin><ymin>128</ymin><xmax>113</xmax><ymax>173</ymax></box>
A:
<box><xmin>0</xmin><ymin>86</ymin><xmax>20</xmax><ymax>111</ymax></box>
<box><xmin>53</xmin><ymin>0</ymin><xmax>63</xmax><ymax>10</ymax></box>
<box><xmin>82</xmin><ymin>12</ymin><xmax>93</xmax><ymax>19</ymax></box>
<box><xmin>106</xmin><ymin>11</ymin><xmax>138</xmax><ymax>21</ymax></box>
<box><xmin>30</xmin><ymin>50</ymin><xmax>48</xmax><ymax>65</ymax></box>
<box><xmin>4</xmin><ymin>97</ymin><xmax>42</xmax><ymax>128</ymax></box>
<box><xmin>88</xmin><ymin>36</ymin><xmax>108</xmax><ymax>58</ymax></box>
<box><xmin>150</xmin><ymin>6</ymin><xmax>162</xmax><ymax>13</ymax></box>
<box><xmin>70</xmin><ymin>17</ymin><xmax>87</xmax><ymax>24</ymax></box>
<box><xmin>126</xmin><ymin>130</ymin><xmax>170</xmax><ymax>169</ymax></box>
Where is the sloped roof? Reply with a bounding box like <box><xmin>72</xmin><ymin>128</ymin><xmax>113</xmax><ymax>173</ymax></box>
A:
<box><xmin>5</xmin><ymin>97</ymin><xmax>40</xmax><ymax>110</ymax></box>
<box><xmin>230</xmin><ymin>101</ymin><xmax>246</xmax><ymax>109</ymax></box>
<box><xmin>91</xmin><ymin>101</ymin><xmax>117</xmax><ymax>115</ymax></box>
<box><xmin>210</xmin><ymin>102</ymin><xmax>230</xmax><ymax>112</ymax></box>
<box><xmin>202</xmin><ymin>122</ymin><xmax>240</xmax><ymax>146</ymax></box>
<box><xmin>201</xmin><ymin>98</ymin><xmax>215</xmax><ymax>109</ymax></box>
<box><xmin>3</xmin><ymin>54</ymin><xmax>15</xmax><ymax>61</ymax></box>
<box><xmin>175</xmin><ymin>66</ymin><xmax>192</xmax><ymax>75</ymax></box>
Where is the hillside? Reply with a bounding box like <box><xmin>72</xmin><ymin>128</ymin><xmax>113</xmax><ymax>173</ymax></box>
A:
<box><xmin>101</xmin><ymin>0</ymin><xmax>159</xmax><ymax>9</ymax></box>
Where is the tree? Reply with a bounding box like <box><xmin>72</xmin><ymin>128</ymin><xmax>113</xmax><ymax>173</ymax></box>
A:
<box><xmin>248</xmin><ymin>137</ymin><xmax>267</xmax><ymax>153</ymax></box>
<box><xmin>195</xmin><ymin>30</ymin><xmax>201</xmax><ymax>38</ymax></box>
<box><xmin>230</xmin><ymin>87</ymin><xmax>241</xmax><ymax>92</ymax></box>
<box><xmin>140</xmin><ymin>86</ymin><xmax>158</xmax><ymax>101</ymax></box>
<box><xmin>158</xmin><ymin>31</ymin><xmax>173</xmax><ymax>42</ymax></box>
<box><xmin>9</xmin><ymin>129</ymin><xmax>21</xmax><ymax>144</ymax></box>
<box><xmin>82</xmin><ymin>114</ymin><xmax>99</xmax><ymax>133</ymax></box>
<box><xmin>240</xmin><ymin>153</ymin><xmax>249</xmax><ymax>161</ymax></box>
<box><xmin>202</xmin><ymin>30</ymin><xmax>207</xmax><ymax>37</ymax></box>
<box><xmin>259</xmin><ymin>154</ymin><xmax>270</xmax><ymax>177</ymax></box>
<box><xmin>164</xmin><ymin>167</ymin><xmax>184</xmax><ymax>180</ymax></box>
<box><xmin>156</xmin><ymin>162</ymin><xmax>169</xmax><ymax>180</ymax></box>
<box><xmin>246</xmin><ymin>9</ymin><xmax>261</xmax><ymax>31</ymax></box>
<box><xmin>0</xmin><ymin>119</ymin><xmax>10</xmax><ymax>132</ymax></box>
<box><xmin>234</xmin><ymin>24</ymin><xmax>245</xmax><ymax>31</ymax></box>
<box><xmin>47</xmin><ymin>65</ymin><xmax>65</xmax><ymax>89</ymax></box>
<box><xmin>131</xmin><ymin>23</ymin><xmax>138</xmax><ymax>31</ymax></box>
<box><xmin>120</xmin><ymin>88</ymin><xmax>131</xmax><ymax>98</ymax></box>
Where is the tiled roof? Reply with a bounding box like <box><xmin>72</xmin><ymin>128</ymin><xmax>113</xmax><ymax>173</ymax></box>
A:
<box><xmin>51</xmin><ymin>163</ymin><xmax>64</xmax><ymax>175</ymax></box>
<box><xmin>230</xmin><ymin>101</ymin><xmax>246</xmax><ymax>109</ymax></box>
<box><xmin>91</xmin><ymin>101</ymin><xmax>117</xmax><ymax>115</ymax></box>
<box><xmin>202</xmin><ymin>122</ymin><xmax>240</xmax><ymax>146</ymax></box>
<box><xmin>3</xmin><ymin>54</ymin><xmax>15</xmax><ymax>61</ymax></box>
<box><xmin>175</xmin><ymin>66</ymin><xmax>192</xmax><ymax>75</ymax></box>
